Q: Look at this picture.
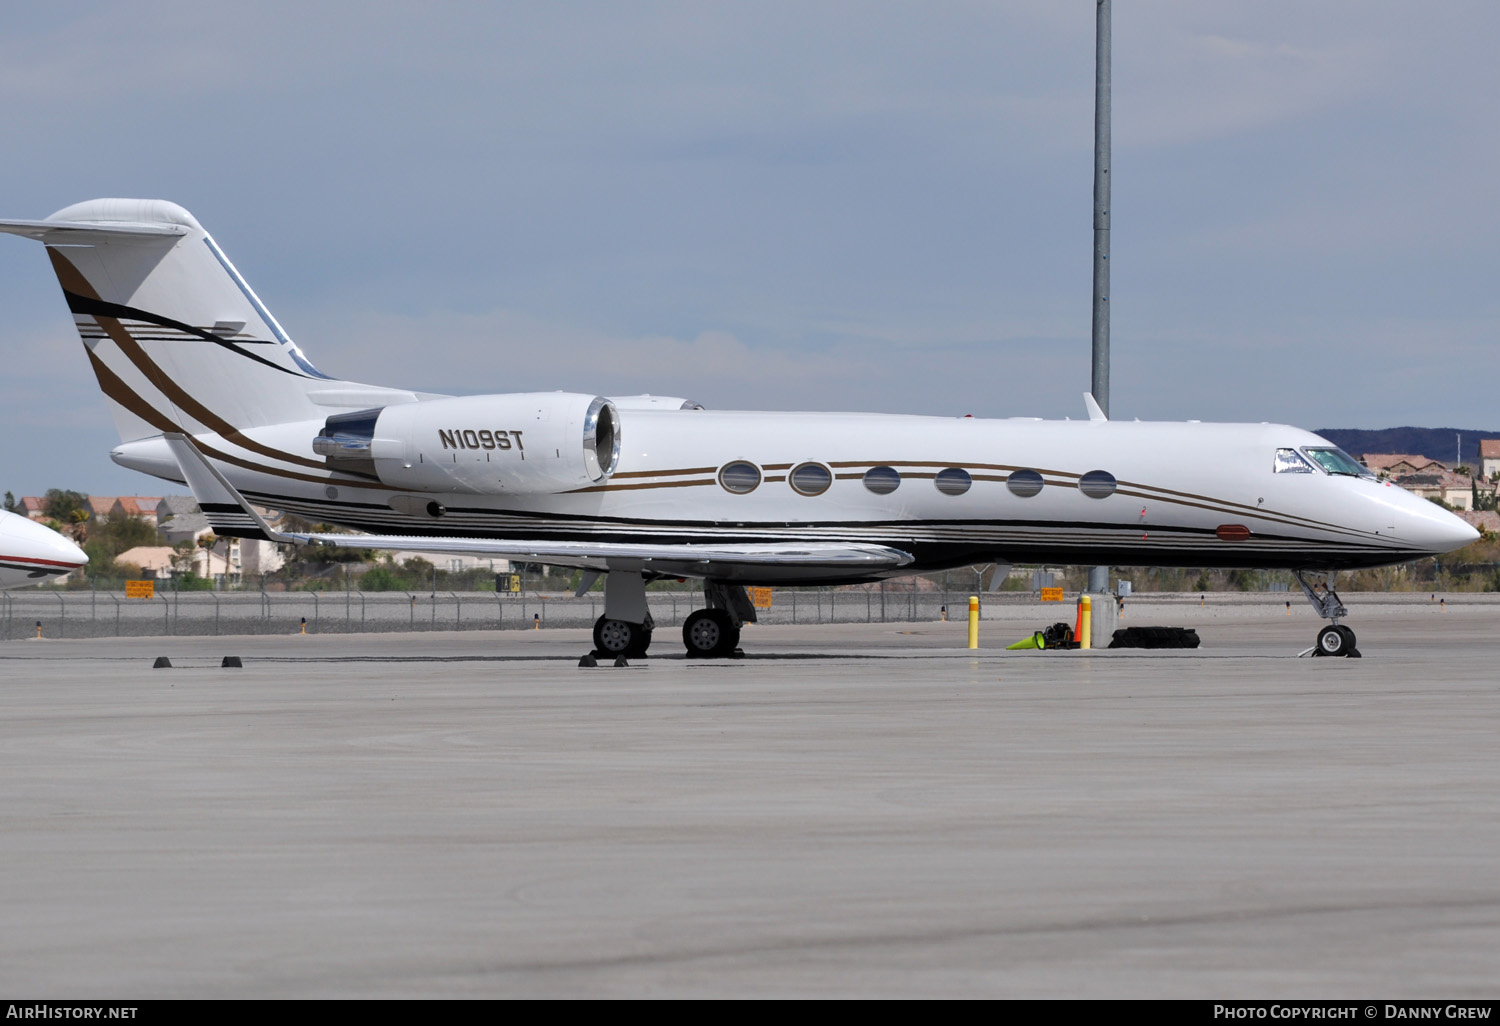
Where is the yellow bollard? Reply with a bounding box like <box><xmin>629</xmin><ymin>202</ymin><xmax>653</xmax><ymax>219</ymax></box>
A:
<box><xmin>35</xmin><ymin>620</ymin><xmax>42</xmax><ymax>639</ymax></box>
<box><xmin>1080</xmin><ymin>595</ymin><xmax>1092</xmax><ymax>650</ymax></box>
<box><xmin>967</xmin><ymin>595</ymin><xmax>979</xmax><ymax>649</ymax></box>
<box><xmin>300</xmin><ymin>617</ymin><xmax>306</xmax><ymax>635</ymax></box>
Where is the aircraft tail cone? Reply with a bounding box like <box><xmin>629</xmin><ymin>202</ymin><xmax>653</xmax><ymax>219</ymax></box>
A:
<box><xmin>1006</xmin><ymin>632</ymin><xmax>1045</xmax><ymax>651</ymax></box>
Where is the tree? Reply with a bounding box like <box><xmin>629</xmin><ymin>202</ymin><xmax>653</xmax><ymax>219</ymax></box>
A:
<box><xmin>3</xmin><ymin>491</ymin><xmax>17</xmax><ymax>513</ymax></box>
<box><xmin>44</xmin><ymin>488</ymin><xmax>89</xmax><ymax>524</ymax></box>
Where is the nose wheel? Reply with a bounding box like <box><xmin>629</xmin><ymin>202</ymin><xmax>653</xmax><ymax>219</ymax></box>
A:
<box><xmin>1295</xmin><ymin>570</ymin><xmax>1361</xmax><ymax>658</ymax></box>
<box><xmin>1314</xmin><ymin>624</ymin><xmax>1360</xmax><ymax>658</ymax></box>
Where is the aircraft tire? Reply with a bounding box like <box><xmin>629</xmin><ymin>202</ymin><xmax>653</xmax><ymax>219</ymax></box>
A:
<box><xmin>683</xmin><ymin>608</ymin><xmax>739</xmax><ymax>657</ymax></box>
<box><xmin>1316</xmin><ymin>624</ymin><xmax>1350</xmax><ymax>657</ymax></box>
<box><xmin>593</xmin><ymin>616</ymin><xmax>649</xmax><ymax>657</ymax></box>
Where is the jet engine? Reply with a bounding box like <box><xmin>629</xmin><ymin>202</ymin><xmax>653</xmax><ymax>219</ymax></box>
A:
<box><xmin>313</xmin><ymin>392</ymin><xmax>620</xmax><ymax>495</ymax></box>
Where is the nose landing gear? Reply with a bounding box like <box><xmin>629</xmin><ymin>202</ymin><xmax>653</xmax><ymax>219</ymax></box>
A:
<box><xmin>1296</xmin><ymin>570</ymin><xmax>1361</xmax><ymax>658</ymax></box>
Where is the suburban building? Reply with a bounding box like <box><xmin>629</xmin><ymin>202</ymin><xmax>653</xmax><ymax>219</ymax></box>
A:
<box><xmin>1458</xmin><ymin>510</ymin><xmax>1500</xmax><ymax>536</ymax></box>
<box><xmin>110</xmin><ymin>496</ymin><xmax>163</xmax><ymax>521</ymax></box>
<box><xmin>1393</xmin><ymin>469</ymin><xmax>1496</xmax><ymax>511</ymax></box>
<box><xmin>1481</xmin><ymin>439</ymin><xmax>1500</xmax><ymax>481</ymax></box>
<box><xmin>1360</xmin><ymin>453</ymin><xmax>1448</xmax><ymax>478</ymax></box>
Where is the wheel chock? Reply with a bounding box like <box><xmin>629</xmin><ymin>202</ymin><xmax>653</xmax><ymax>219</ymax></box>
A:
<box><xmin>221</xmin><ymin>656</ymin><xmax>242</xmax><ymax>668</ymax></box>
<box><xmin>152</xmin><ymin>656</ymin><xmax>172</xmax><ymax>668</ymax></box>
<box><xmin>613</xmin><ymin>656</ymin><xmax>629</xmax><ymax>667</ymax></box>
<box><xmin>578</xmin><ymin>653</ymin><xmax>598</xmax><ymax>667</ymax></box>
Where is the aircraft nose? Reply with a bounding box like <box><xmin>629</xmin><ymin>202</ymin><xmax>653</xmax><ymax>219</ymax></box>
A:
<box><xmin>1401</xmin><ymin>500</ymin><xmax>1479</xmax><ymax>555</ymax></box>
<box><xmin>3</xmin><ymin>513</ymin><xmax>89</xmax><ymax>566</ymax></box>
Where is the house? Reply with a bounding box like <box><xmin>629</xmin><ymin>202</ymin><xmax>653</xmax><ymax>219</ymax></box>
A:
<box><xmin>1361</xmin><ymin>453</ymin><xmax>1447</xmax><ymax>478</ymax></box>
<box><xmin>111</xmin><ymin>496</ymin><xmax>163</xmax><ymax>521</ymax></box>
<box><xmin>156</xmin><ymin>495</ymin><xmax>212</xmax><ymax>545</ymax></box>
<box><xmin>19</xmin><ymin>496</ymin><xmax>47</xmax><ymax>520</ymax></box>
<box><xmin>1393</xmin><ymin>469</ymin><xmax>1496</xmax><ymax>511</ymax></box>
<box><xmin>1458</xmin><ymin>510</ymin><xmax>1500</xmax><ymax>536</ymax></box>
<box><xmin>114</xmin><ymin>545</ymin><xmax>181</xmax><ymax>578</ymax></box>
<box><xmin>85</xmin><ymin>496</ymin><xmax>115</xmax><ymax>521</ymax></box>
<box><xmin>386</xmin><ymin>550</ymin><xmax>511</xmax><ymax>574</ymax></box>
<box><xmin>1481</xmin><ymin>439</ymin><xmax>1500</xmax><ymax>482</ymax></box>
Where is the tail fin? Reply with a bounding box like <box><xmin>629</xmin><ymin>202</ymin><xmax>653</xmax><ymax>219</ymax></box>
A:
<box><xmin>1</xmin><ymin>199</ymin><xmax>414</xmax><ymax>447</ymax></box>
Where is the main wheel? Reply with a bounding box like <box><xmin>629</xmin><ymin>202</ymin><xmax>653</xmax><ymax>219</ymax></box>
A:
<box><xmin>1316</xmin><ymin>624</ymin><xmax>1349</xmax><ymax>657</ymax></box>
<box><xmin>683</xmin><ymin>608</ymin><xmax>740</xmax><ymax>657</ymax></box>
<box><xmin>594</xmin><ymin>616</ymin><xmax>651</xmax><ymax>657</ymax></box>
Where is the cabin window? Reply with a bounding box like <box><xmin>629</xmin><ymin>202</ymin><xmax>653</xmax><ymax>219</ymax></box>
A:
<box><xmin>935</xmin><ymin>468</ymin><xmax>972</xmax><ymax>496</ymax></box>
<box><xmin>718</xmin><ymin>461</ymin><xmax>762</xmax><ymax>494</ymax></box>
<box><xmin>789</xmin><ymin>462</ymin><xmax>832</xmax><ymax>496</ymax></box>
<box><xmin>862</xmin><ymin>466</ymin><xmax>901</xmax><ymax>495</ymax></box>
<box><xmin>1300</xmin><ymin>447</ymin><xmax>1373</xmax><ymax>479</ymax></box>
<box><xmin>1078</xmin><ymin>470</ymin><xmax>1117</xmax><ymax>498</ymax></box>
<box><xmin>1006</xmin><ymin>469</ymin><xmax>1044</xmax><ymax>497</ymax></box>
<box><xmin>1274</xmin><ymin>448</ymin><xmax>1315</xmax><ymax>474</ymax></box>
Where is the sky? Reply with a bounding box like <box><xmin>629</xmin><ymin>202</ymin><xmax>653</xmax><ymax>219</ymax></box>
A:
<box><xmin>1</xmin><ymin>1</ymin><xmax>1497</xmax><ymax>498</ymax></box>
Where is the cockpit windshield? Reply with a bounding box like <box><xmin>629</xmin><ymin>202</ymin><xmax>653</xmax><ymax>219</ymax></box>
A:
<box><xmin>1274</xmin><ymin>448</ymin><xmax>1315</xmax><ymax>474</ymax></box>
<box><xmin>1301</xmin><ymin>447</ymin><xmax>1374</xmax><ymax>479</ymax></box>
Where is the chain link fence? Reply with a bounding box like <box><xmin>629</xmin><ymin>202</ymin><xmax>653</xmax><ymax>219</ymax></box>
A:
<box><xmin>2</xmin><ymin>582</ymin><xmax>978</xmax><ymax>640</ymax></box>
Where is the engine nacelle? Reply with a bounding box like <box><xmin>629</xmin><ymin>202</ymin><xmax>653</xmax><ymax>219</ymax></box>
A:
<box><xmin>314</xmin><ymin>392</ymin><xmax>620</xmax><ymax>495</ymax></box>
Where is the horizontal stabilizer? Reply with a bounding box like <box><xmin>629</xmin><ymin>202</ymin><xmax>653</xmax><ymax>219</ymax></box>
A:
<box><xmin>0</xmin><ymin>217</ymin><xmax>188</xmax><ymax>240</ymax></box>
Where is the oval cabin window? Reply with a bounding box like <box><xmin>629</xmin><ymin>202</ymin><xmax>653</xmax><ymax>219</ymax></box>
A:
<box><xmin>934</xmin><ymin>468</ymin><xmax>972</xmax><ymax>496</ymax></box>
<box><xmin>1006</xmin><ymin>469</ymin><xmax>1044</xmax><ymax>498</ymax></box>
<box><xmin>789</xmin><ymin>462</ymin><xmax>832</xmax><ymax>496</ymax></box>
<box><xmin>862</xmin><ymin>466</ymin><xmax>901</xmax><ymax>495</ymax></box>
<box><xmin>1078</xmin><ymin>470</ymin><xmax>1117</xmax><ymax>499</ymax></box>
<box><xmin>718</xmin><ymin>461</ymin><xmax>762</xmax><ymax>494</ymax></box>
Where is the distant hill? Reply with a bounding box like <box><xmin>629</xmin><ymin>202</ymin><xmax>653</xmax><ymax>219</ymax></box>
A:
<box><xmin>1314</xmin><ymin>427</ymin><xmax>1500</xmax><ymax>466</ymax></box>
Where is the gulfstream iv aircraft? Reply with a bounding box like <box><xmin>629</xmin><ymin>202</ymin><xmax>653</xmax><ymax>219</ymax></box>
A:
<box><xmin>0</xmin><ymin>199</ymin><xmax>1479</xmax><ymax>656</ymax></box>
<box><xmin>0</xmin><ymin>510</ymin><xmax>88</xmax><ymax>589</ymax></box>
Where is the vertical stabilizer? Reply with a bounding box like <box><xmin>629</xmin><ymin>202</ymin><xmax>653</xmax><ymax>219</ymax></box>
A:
<box><xmin>0</xmin><ymin>199</ymin><xmax>414</xmax><ymax>451</ymax></box>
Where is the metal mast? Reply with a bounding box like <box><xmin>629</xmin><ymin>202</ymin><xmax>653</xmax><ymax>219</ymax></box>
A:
<box><xmin>1088</xmin><ymin>0</ymin><xmax>1111</xmax><ymax>596</ymax></box>
<box><xmin>1091</xmin><ymin>0</ymin><xmax>1111</xmax><ymax>416</ymax></box>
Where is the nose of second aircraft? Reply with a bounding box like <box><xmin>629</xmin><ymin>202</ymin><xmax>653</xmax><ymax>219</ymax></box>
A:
<box><xmin>0</xmin><ymin>511</ymin><xmax>89</xmax><ymax>568</ymax></box>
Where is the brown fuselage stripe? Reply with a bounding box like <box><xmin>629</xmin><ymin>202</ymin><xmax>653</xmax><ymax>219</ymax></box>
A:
<box><xmin>43</xmin><ymin>244</ymin><xmax>1369</xmax><ymax>539</ymax></box>
<box><xmin>51</xmin><ymin>249</ymin><xmax>327</xmax><ymax>472</ymax></box>
<box><xmin>86</xmin><ymin>349</ymin><xmax>389</xmax><ymax>491</ymax></box>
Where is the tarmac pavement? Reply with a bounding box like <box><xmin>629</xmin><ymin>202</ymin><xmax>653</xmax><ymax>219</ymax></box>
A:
<box><xmin>2</xmin><ymin>595</ymin><xmax>1497</xmax><ymax>998</ymax></box>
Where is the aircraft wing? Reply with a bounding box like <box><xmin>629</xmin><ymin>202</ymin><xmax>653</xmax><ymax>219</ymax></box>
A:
<box><xmin>163</xmin><ymin>434</ymin><xmax>914</xmax><ymax>577</ymax></box>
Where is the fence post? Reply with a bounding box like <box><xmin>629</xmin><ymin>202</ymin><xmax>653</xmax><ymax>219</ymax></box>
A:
<box><xmin>312</xmin><ymin>592</ymin><xmax>319</xmax><ymax>633</ymax></box>
<box><xmin>451</xmin><ymin>591</ymin><xmax>461</xmax><ymax>631</ymax></box>
<box><xmin>358</xmin><ymin>592</ymin><xmax>366</xmax><ymax>632</ymax></box>
<box><xmin>161</xmin><ymin>593</ymin><xmax>170</xmax><ymax>635</ymax></box>
<box><xmin>210</xmin><ymin>592</ymin><xmax>220</xmax><ymax>635</ymax></box>
<box><xmin>109</xmin><ymin>592</ymin><xmax>120</xmax><ymax>636</ymax></box>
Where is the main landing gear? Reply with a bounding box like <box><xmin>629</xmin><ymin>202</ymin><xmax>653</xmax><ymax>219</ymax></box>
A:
<box><xmin>584</xmin><ymin>572</ymin><xmax>756</xmax><ymax>661</ymax></box>
<box><xmin>1295</xmin><ymin>570</ymin><xmax>1361</xmax><ymax>658</ymax></box>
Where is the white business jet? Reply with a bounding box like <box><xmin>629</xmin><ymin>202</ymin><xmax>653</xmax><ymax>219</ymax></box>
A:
<box><xmin>0</xmin><ymin>509</ymin><xmax>88</xmax><ymax>589</ymax></box>
<box><xmin>0</xmin><ymin>199</ymin><xmax>1478</xmax><ymax>657</ymax></box>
